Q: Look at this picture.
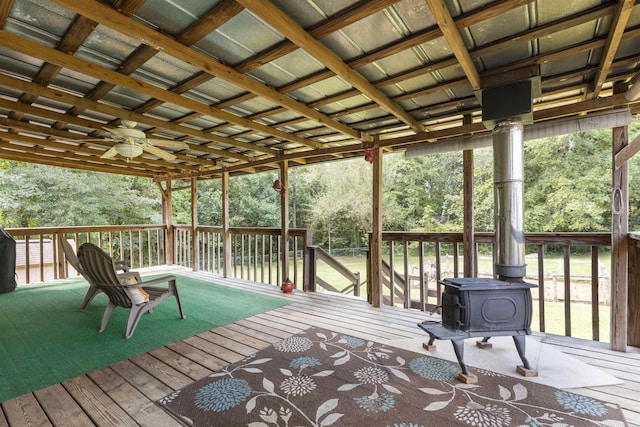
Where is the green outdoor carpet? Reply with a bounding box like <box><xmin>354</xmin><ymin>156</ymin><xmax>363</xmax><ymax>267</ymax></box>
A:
<box><xmin>0</xmin><ymin>275</ymin><xmax>291</xmax><ymax>402</ymax></box>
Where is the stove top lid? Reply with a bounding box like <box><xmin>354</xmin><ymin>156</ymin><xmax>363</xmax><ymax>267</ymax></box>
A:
<box><xmin>439</xmin><ymin>277</ymin><xmax>536</xmax><ymax>290</ymax></box>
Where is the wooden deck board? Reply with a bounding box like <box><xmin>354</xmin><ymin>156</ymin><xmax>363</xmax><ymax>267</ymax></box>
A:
<box><xmin>34</xmin><ymin>384</ymin><xmax>94</xmax><ymax>427</ymax></box>
<box><xmin>1</xmin><ymin>269</ymin><xmax>639</xmax><ymax>427</ymax></box>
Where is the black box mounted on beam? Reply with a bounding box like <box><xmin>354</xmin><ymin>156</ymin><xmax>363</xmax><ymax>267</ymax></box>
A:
<box><xmin>480</xmin><ymin>79</ymin><xmax>535</xmax><ymax>129</ymax></box>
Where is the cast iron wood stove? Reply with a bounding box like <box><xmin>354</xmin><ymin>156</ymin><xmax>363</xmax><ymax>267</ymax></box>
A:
<box><xmin>419</xmin><ymin>277</ymin><xmax>536</xmax><ymax>380</ymax></box>
<box><xmin>418</xmin><ymin>97</ymin><xmax>541</xmax><ymax>381</ymax></box>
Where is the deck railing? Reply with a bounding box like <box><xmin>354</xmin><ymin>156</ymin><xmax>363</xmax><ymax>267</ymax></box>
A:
<box><xmin>8</xmin><ymin>224</ymin><xmax>625</xmax><ymax>342</ymax></box>
<box><xmin>173</xmin><ymin>225</ymin><xmax>313</xmax><ymax>289</ymax></box>
<box><xmin>376</xmin><ymin>231</ymin><xmax>612</xmax><ymax>342</ymax></box>
<box><xmin>8</xmin><ymin>225</ymin><xmax>167</xmax><ymax>284</ymax></box>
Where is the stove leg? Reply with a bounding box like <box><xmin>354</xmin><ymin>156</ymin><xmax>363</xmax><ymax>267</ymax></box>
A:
<box><xmin>451</xmin><ymin>339</ymin><xmax>477</xmax><ymax>383</ymax></box>
<box><xmin>513</xmin><ymin>335</ymin><xmax>538</xmax><ymax>377</ymax></box>
<box><xmin>451</xmin><ymin>339</ymin><xmax>468</xmax><ymax>375</ymax></box>
<box><xmin>476</xmin><ymin>336</ymin><xmax>492</xmax><ymax>349</ymax></box>
<box><xmin>422</xmin><ymin>333</ymin><xmax>437</xmax><ymax>351</ymax></box>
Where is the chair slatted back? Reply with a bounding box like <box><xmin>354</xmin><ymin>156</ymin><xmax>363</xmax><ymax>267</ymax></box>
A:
<box><xmin>78</xmin><ymin>243</ymin><xmax>132</xmax><ymax>308</ymax></box>
<box><xmin>61</xmin><ymin>239</ymin><xmax>85</xmax><ymax>275</ymax></box>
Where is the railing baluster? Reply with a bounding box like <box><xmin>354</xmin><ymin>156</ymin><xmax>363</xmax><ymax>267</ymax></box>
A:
<box><xmin>564</xmin><ymin>245</ymin><xmax>572</xmax><ymax>337</ymax></box>
<box><xmin>403</xmin><ymin>241</ymin><xmax>410</xmax><ymax>309</ymax></box>
<box><xmin>537</xmin><ymin>244</ymin><xmax>546</xmax><ymax>333</ymax></box>
<box><xmin>591</xmin><ymin>245</ymin><xmax>600</xmax><ymax>341</ymax></box>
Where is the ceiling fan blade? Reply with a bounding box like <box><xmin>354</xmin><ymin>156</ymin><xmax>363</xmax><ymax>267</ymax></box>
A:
<box><xmin>146</xmin><ymin>138</ymin><xmax>189</xmax><ymax>150</ymax></box>
<box><xmin>100</xmin><ymin>146</ymin><xmax>119</xmax><ymax>159</ymax></box>
<box><xmin>143</xmin><ymin>144</ymin><xmax>177</xmax><ymax>161</ymax></box>
<box><xmin>103</xmin><ymin>126</ymin><xmax>126</xmax><ymax>137</ymax></box>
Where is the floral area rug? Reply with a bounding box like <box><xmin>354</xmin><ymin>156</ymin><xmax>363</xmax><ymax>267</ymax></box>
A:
<box><xmin>158</xmin><ymin>327</ymin><xmax>627</xmax><ymax>427</ymax></box>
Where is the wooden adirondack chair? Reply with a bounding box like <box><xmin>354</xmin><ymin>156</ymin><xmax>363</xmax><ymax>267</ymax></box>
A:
<box><xmin>77</xmin><ymin>242</ymin><xmax>186</xmax><ymax>338</ymax></box>
<box><xmin>61</xmin><ymin>238</ymin><xmax>141</xmax><ymax>311</ymax></box>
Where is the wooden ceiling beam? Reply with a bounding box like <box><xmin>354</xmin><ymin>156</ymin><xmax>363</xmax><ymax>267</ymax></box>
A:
<box><xmin>424</xmin><ymin>0</ymin><xmax>481</xmax><ymax>91</ymax></box>
<box><xmin>205</xmin><ymin>0</ymin><xmax>536</xmax><ymax>137</ymax></box>
<box><xmin>0</xmin><ymin>149</ymin><xmax>157</xmax><ymax>178</ymax></box>
<box><xmin>454</xmin><ymin>0</ymin><xmax>533</xmax><ymax>28</ymax></box>
<box><xmin>175</xmin><ymin>0</ymin><xmax>244</xmax><ymax>46</ymax></box>
<box><xmin>0</xmin><ymin>0</ymin><xmax>13</xmax><ymax>28</ymax></box>
<box><xmin>0</xmin><ymin>137</ymin><xmax>184</xmax><ymax>176</ymax></box>
<box><xmin>0</xmin><ymin>128</ymin><xmax>203</xmax><ymax>173</ymax></box>
<box><xmin>236</xmin><ymin>0</ymin><xmax>424</xmax><ymax>134</ymax></box>
<box><xmin>0</xmin><ymin>34</ymin><xmax>315</xmax><ymax>152</ymax></box>
<box><xmin>470</xmin><ymin>2</ymin><xmax>616</xmax><ymax>60</ymax></box>
<box><xmin>0</xmin><ymin>116</ymin><xmax>218</xmax><ymax>169</ymax></box>
<box><xmin>588</xmin><ymin>0</ymin><xmax>635</xmax><ymax>99</ymax></box>
<box><xmin>125</xmin><ymin>0</ymin><xmax>395</xmax><ymax>142</ymax></box>
<box><xmin>0</xmin><ymin>73</ymin><xmax>269</xmax><ymax>160</ymax></box>
<box><xmin>52</xmin><ymin>0</ymin><xmax>362</xmax><ymax>143</ymax></box>
<box><xmin>484</xmin><ymin>25</ymin><xmax>640</xmax><ymax>75</ymax></box>
<box><xmin>235</xmin><ymin>0</ymin><xmax>399</xmax><ymax>73</ymax></box>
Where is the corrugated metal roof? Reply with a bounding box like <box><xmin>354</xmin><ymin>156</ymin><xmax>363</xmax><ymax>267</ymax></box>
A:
<box><xmin>0</xmin><ymin>0</ymin><xmax>638</xmax><ymax>180</ymax></box>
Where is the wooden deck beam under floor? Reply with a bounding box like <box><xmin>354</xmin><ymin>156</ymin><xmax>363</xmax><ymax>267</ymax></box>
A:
<box><xmin>1</xmin><ymin>268</ymin><xmax>639</xmax><ymax>426</ymax></box>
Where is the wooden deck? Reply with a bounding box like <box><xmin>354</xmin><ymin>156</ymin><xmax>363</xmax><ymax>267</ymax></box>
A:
<box><xmin>2</xmin><ymin>268</ymin><xmax>639</xmax><ymax>426</ymax></box>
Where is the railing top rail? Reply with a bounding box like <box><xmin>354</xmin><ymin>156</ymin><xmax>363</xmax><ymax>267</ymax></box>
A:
<box><xmin>7</xmin><ymin>224</ymin><xmax>167</xmax><ymax>236</ymax></box>
<box><xmin>177</xmin><ymin>225</ymin><xmax>309</xmax><ymax>238</ymax></box>
<box><xmin>378</xmin><ymin>231</ymin><xmax>611</xmax><ymax>246</ymax></box>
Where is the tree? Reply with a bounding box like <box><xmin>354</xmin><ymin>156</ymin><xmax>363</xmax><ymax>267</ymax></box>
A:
<box><xmin>525</xmin><ymin>132</ymin><xmax>611</xmax><ymax>232</ymax></box>
<box><xmin>0</xmin><ymin>162</ymin><xmax>159</xmax><ymax>227</ymax></box>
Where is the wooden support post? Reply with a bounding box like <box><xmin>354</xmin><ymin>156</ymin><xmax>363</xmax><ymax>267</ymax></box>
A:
<box><xmin>191</xmin><ymin>177</ymin><xmax>199</xmax><ymax>271</ymax></box>
<box><xmin>629</xmin><ymin>239</ymin><xmax>640</xmax><ymax>346</ymax></box>
<box><xmin>280</xmin><ymin>161</ymin><xmax>290</xmax><ymax>282</ymax></box>
<box><xmin>463</xmin><ymin>114</ymin><xmax>475</xmax><ymax>277</ymax></box>
<box><xmin>222</xmin><ymin>172</ymin><xmax>231</xmax><ymax>278</ymax></box>
<box><xmin>158</xmin><ymin>180</ymin><xmax>174</xmax><ymax>265</ymax></box>
<box><xmin>610</xmin><ymin>82</ymin><xmax>629</xmax><ymax>351</ymax></box>
<box><xmin>371</xmin><ymin>145</ymin><xmax>383</xmax><ymax>307</ymax></box>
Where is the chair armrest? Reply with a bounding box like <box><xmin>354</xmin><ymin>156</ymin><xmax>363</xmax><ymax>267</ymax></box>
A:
<box><xmin>136</xmin><ymin>275</ymin><xmax>177</xmax><ymax>287</ymax></box>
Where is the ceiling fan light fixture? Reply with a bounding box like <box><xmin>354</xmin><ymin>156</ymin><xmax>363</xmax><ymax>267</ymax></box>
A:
<box><xmin>115</xmin><ymin>143</ymin><xmax>143</xmax><ymax>158</ymax></box>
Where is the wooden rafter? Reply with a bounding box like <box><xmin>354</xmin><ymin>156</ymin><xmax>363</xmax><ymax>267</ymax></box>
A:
<box><xmin>0</xmin><ymin>0</ymin><xmax>638</xmax><ymax>179</ymax></box>
<box><xmin>52</xmin><ymin>0</ymin><xmax>362</xmax><ymax>143</ymax></box>
<box><xmin>0</xmin><ymin>30</ymin><xmax>318</xmax><ymax>148</ymax></box>
<box><xmin>236</xmin><ymin>0</ymin><xmax>425</xmax><ymax>134</ymax></box>
<box><xmin>424</xmin><ymin>0</ymin><xmax>481</xmax><ymax>90</ymax></box>
<box><xmin>0</xmin><ymin>73</ymin><xmax>265</xmax><ymax>160</ymax></box>
<box><xmin>588</xmin><ymin>0</ymin><xmax>635</xmax><ymax>99</ymax></box>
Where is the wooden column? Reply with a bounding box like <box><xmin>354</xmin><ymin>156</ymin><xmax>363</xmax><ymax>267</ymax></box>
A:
<box><xmin>629</xmin><ymin>238</ymin><xmax>640</xmax><ymax>346</ymax></box>
<box><xmin>222</xmin><ymin>172</ymin><xmax>231</xmax><ymax>278</ymax></box>
<box><xmin>610</xmin><ymin>82</ymin><xmax>629</xmax><ymax>351</ymax></box>
<box><xmin>371</xmin><ymin>147</ymin><xmax>383</xmax><ymax>307</ymax></box>
<box><xmin>158</xmin><ymin>180</ymin><xmax>174</xmax><ymax>265</ymax></box>
<box><xmin>280</xmin><ymin>161</ymin><xmax>290</xmax><ymax>282</ymax></box>
<box><xmin>191</xmin><ymin>177</ymin><xmax>199</xmax><ymax>271</ymax></box>
<box><xmin>463</xmin><ymin>115</ymin><xmax>475</xmax><ymax>277</ymax></box>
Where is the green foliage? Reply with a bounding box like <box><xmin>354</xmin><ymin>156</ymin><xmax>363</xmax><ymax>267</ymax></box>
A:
<box><xmin>2</xmin><ymin>114</ymin><xmax>639</xmax><ymax>249</ymax></box>
<box><xmin>525</xmin><ymin>131</ymin><xmax>611</xmax><ymax>231</ymax></box>
<box><xmin>0</xmin><ymin>162</ymin><xmax>159</xmax><ymax>227</ymax></box>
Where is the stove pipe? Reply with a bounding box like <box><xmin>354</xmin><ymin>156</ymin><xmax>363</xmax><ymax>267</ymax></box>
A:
<box><xmin>493</xmin><ymin>118</ymin><xmax>526</xmax><ymax>281</ymax></box>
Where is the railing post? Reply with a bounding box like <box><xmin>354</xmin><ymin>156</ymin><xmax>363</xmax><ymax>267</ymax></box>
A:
<box><xmin>191</xmin><ymin>177</ymin><xmax>199</xmax><ymax>272</ymax></box>
<box><xmin>306</xmin><ymin>245</ymin><xmax>317</xmax><ymax>292</ymax></box>
<box><xmin>629</xmin><ymin>236</ymin><xmax>640</xmax><ymax>346</ymax></box>
<box><xmin>610</xmin><ymin>82</ymin><xmax>629</xmax><ymax>351</ymax></box>
<box><xmin>222</xmin><ymin>172</ymin><xmax>232</xmax><ymax>278</ymax></box>
<box><xmin>302</xmin><ymin>229</ymin><xmax>313</xmax><ymax>291</ymax></box>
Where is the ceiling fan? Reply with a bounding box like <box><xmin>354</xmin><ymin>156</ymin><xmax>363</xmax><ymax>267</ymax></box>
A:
<box><xmin>94</xmin><ymin>120</ymin><xmax>189</xmax><ymax>161</ymax></box>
